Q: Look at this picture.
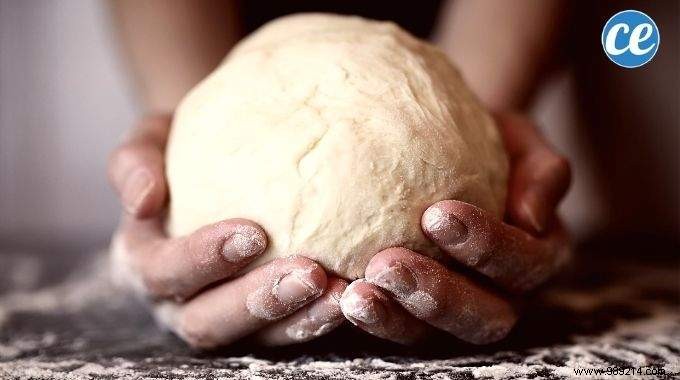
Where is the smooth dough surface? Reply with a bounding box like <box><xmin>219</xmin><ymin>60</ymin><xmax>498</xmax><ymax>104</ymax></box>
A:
<box><xmin>166</xmin><ymin>14</ymin><xmax>508</xmax><ymax>279</ymax></box>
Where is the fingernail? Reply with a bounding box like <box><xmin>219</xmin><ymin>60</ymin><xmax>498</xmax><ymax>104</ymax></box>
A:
<box><xmin>422</xmin><ymin>206</ymin><xmax>467</xmax><ymax>246</ymax></box>
<box><xmin>368</xmin><ymin>263</ymin><xmax>417</xmax><ymax>297</ymax></box>
<box><xmin>340</xmin><ymin>286</ymin><xmax>385</xmax><ymax>325</ymax></box>
<box><xmin>275</xmin><ymin>271</ymin><xmax>322</xmax><ymax>305</ymax></box>
<box><xmin>221</xmin><ymin>231</ymin><xmax>266</xmax><ymax>261</ymax></box>
<box><xmin>122</xmin><ymin>169</ymin><xmax>154</xmax><ymax>214</ymax></box>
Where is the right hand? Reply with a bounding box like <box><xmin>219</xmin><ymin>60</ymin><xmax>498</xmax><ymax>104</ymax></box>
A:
<box><xmin>339</xmin><ymin>114</ymin><xmax>571</xmax><ymax>346</ymax></box>
<box><xmin>108</xmin><ymin>115</ymin><xmax>348</xmax><ymax>349</ymax></box>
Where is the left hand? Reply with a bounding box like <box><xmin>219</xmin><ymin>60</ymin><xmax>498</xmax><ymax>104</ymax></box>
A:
<box><xmin>339</xmin><ymin>114</ymin><xmax>572</xmax><ymax>345</ymax></box>
<box><xmin>109</xmin><ymin>115</ymin><xmax>348</xmax><ymax>348</ymax></box>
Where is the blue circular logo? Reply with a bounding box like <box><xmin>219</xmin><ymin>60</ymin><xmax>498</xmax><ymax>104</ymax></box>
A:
<box><xmin>601</xmin><ymin>10</ymin><xmax>660</xmax><ymax>68</ymax></box>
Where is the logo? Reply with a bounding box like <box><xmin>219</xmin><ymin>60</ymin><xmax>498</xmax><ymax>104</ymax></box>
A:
<box><xmin>601</xmin><ymin>10</ymin><xmax>660</xmax><ymax>68</ymax></box>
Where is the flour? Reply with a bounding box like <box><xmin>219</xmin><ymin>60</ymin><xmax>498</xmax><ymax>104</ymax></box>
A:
<box><xmin>403</xmin><ymin>290</ymin><xmax>438</xmax><ymax>319</ymax></box>
<box><xmin>0</xmin><ymin>358</ymin><xmax>137</xmax><ymax>380</ymax></box>
<box><xmin>340</xmin><ymin>281</ymin><xmax>383</xmax><ymax>325</ymax></box>
<box><xmin>246</xmin><ymin>266</ymin><xmax>320</xmax><ymax>321</ymax></box>
<box><xmin>0</xmin><ymin>252</ymin><xmax>123</xmax><ymax>330</ymax></box>
<box><xmin>1</xmin><ymin>248</ymin><xmax>678</xmax><ymax>379</ymax></box>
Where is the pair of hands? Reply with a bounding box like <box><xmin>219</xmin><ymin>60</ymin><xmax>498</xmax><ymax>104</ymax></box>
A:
<box><xmin>108</xmin><ymin>113</ymin><xmax>570</xmax><ymax>349</ymax></box>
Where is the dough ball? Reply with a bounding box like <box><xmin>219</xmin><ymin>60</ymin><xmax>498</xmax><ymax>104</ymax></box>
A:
<box><xmin>166</xmin><ymin>14</ymin><xmax>508</xmax><ymax>279</ymax></box>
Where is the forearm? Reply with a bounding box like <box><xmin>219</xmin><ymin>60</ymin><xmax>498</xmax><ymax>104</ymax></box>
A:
<box><xmin>109</xmin><ymin>0</ymin><xmax>240</xmax><ymax>113</ymax></box>
<box><xmin>434</xmin><ymin>0</ymin><xmax>565</xmax><ymax>111</ymax></box>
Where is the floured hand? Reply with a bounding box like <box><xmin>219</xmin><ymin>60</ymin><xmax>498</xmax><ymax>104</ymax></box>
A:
<box><xmin>108</xmin><ymin>115</ymin><xmax>347</xmax><ymax>348</ymax></box>
<box><xmin>341</xmin><ymin>114</ymin><xmax>571</xmax><ymax>345</ymax></box>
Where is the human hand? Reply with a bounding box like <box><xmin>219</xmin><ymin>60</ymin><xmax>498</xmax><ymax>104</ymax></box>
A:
<box><xmin>340</xmin><ymin>114</ymin><xmax>571</xmax><ymax>345</ymax></box>
<box><xmin>108</xmin><ymin>115</ymin><xmax>347</xmax><ymax>348</ymax></box>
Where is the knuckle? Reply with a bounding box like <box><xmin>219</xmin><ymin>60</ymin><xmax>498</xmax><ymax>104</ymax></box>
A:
<box><xmin>110</xmin><ymin>140</ymin><xmax>161</xmax><ymax>172</ymax></box>
<box><xmin>543</xmin><ymin>153</ymin><xmax>572</xmax><ymax>183</ymax></box>
<box><xmin>109</xmin><ymin>144</ymin><xmax>135</xmax><ymax>169</ymax></box>
<box><xmin>549</xmin><ymin>152</ymin><xmax>570</xmax><ymax>173</ymax></box>
<box><xmin>553</xmin><ymin>154</ymin><xmax>570</xmax><ymax>172</ymax></box>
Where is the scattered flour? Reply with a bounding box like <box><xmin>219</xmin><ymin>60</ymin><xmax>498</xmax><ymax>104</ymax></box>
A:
<box><xmin>0</xmin><ymin>252</ymin><xmax>123</xmax><ymax>331</ymax></box>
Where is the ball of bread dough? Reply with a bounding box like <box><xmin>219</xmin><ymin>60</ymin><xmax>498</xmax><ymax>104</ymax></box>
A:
<box><xmin>166</xmin><ymin>13</ymin><xmax>508</xmax><ymax>279</ymax></box>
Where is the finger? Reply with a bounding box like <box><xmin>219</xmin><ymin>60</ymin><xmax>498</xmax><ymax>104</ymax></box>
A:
<box><xmin>252</xmin><ymin>277</ymin><xmax>348</xmax><ymax>346</ymax></box>
<box><xmin>366</xmin><ymin>248</ymin><xmax>517</xmax><ymax>345</ymax></box>
<box><xmin>496</xmin><ymin>113</ymin><xmax>571</xmax><ymax>233</ymax></box>
<box><xmin>118</xmin><ymin>217</ymin><xmax>268</xmax><ymax>300</ymax></box>
<box><xmin>340</xmin><ymin>280</ymin><xmax>432</xmax><ymax>345</ymax></box>
<box><xmin>174</xmin><ymin>256</ymin><xmax>327</xmax><ymax>349</ymax></box>
<box><xmin>423</xmin><ymin>200</ymin><xmax>570</xmax><ymax>293</ymax></box>
<box><xmin>108</xmin><ymin>115</ymin><xmax>172</xmax><ymax>218</ymax></box>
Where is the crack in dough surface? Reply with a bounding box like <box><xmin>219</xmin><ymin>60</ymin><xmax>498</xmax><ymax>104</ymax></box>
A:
<box><xmin>166</xmin><ymin>13</ymin><xmax>508</xmax><ymax>279</ymax></box>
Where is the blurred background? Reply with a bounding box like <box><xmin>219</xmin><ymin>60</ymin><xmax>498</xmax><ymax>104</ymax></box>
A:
<box><xmin>0</xmin><ymin>0</ymin><xmax>136</xmax><ymax>253</ymax></box>
<box><xmin>0</xmin><ymin>0</ymin><xmax>677</xmax><ymax>260</ymax></box>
